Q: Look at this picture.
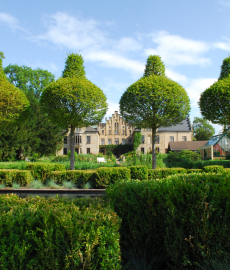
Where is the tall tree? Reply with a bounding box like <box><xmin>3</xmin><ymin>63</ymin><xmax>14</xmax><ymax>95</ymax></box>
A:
<box><xmin>193</xmin><ymin>117</ymin><xmax>215</xmax><ymax>141</ymax></box>
<box><xmin>2</xmin><ymin>64</ymin><xmax>64</xmax><ymax>159</ymax></box>
<box><xmin>199</xmin><ymin>56</ymin><xmax>230</xmax><ymax>130</ymax></box>
<box><xmin>119</xmin><ymin>55</ymin><xmax>190</xmax><ymax>169</ymax></box>
<box><xmin>41</xmin><ymin>53</ymin><xmax>108</xmax><ymax>170</ymax></box>
<box><xmin>0</xmin><ymin>52</ymin><xmax>29</xmax><ymax>126</ymax></box>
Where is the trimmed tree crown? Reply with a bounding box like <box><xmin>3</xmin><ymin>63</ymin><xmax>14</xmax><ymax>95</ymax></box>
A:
<box><xmin>143</xmin><ymin>55</ymin><xmax>165</xmax><ymax>77</ymax></box>
<box><xmin>62</xmin><ymin>53</ymin><xmax>86</xmax><ymax>78</ymax></box>
<box><xmin>219</xmin><ymin>56</ymin><xmax>230</xmax><ymax>80</ymax></box>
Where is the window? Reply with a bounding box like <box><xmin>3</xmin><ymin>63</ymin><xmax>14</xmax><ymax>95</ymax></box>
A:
<box><xmin>102</xmin><ymin>130</ymin><xmax>104</xmax><ymax>135</ymax></box>
<box><xmin>87</xmin><ymin>148</ymin><xmax>90</xmax><ymax>154</ymax></box>
<box><xmin>63</xmin><ymin>148</ymin><xmax>67</xmax><ymax>155</ymax></box>
<box><xmin>115</xmin><ymin>130</ymin><xmax>118</xmax><ymax>135</ymax></box>
<box><xmin>76</xmin><ymin>135</ymin><xmax>82</xmax><ymax>144</ymax></box>
<box><xmin>122</xmin><ymin>139</ymin><xmax>125</xmax><ymax>145</ymax></box>
<box><xmin>109</xmin><ymin>130</ymin><xmax>111</xmax><ymax>135</ymax></box>
<box><xmin>182</xmin><ymin>136</ymin><xmax>187</xmax><ymax>141</ymax></box>
<box><xmin>123</xmin><ymin>130</ymin><xmax>124</xmax><ymax>135</ymax></box>
<box><xmin>87</xmin><ymin>136</ymin><xmax>91</xmax><ymax>144</ymax></box>
<box><xmin>141</xmin><ymin>136</ymin><xmax>145</xmax><ymax>144</ymax></box>
<box><xmin>128</xmin><ymin>139</ymin><xmax>132</xmax><ymax>145</ymax></box>
<box><xmin>108</xmin><ymin>139</ymin><xmax>111</xmax><ymax>145</ymax></box>
<box><xmin>129</xmin><ymin>130</ymin><xmax>132</xmax><ymax>135</ymax></box>
<box><xmin>75</xmin><ymin>148</ymin><xmax>79</xmax><ymax>154</ymax></box>
<box><xmin>141</xmin><ymin>148</ymin><xmax>145</xmax><ymax>154</ymax></box>
<box><xmin>155</xmin><ymin>135</ymin><xmax>160</xmax><ymax>144</ymax></box>
<box><xmin>115</xmin><ymin>139</ymin><xmax>119</xmax><ymax>145</ymax></box>
<box><xmin>76</xmin><ymin>127</ymin><xmax>81</xmax><ymax>131</ymax></box>
<box><xmin>156</xmin><ymin>147</ymin><xmax>160</xmax><ymax>153</ymax></box>
<box><xmin>170</xmin><ymin>136</ymin><xmax>174</xmax><ymax>142</ymax></box>
<box><xmin>101</xmin><ymin>139</ymin><xmax>105</xmax><ymax>145</ymax></box>
<box><xmin>63</xmin><ymin>136</ymin><xmax>67</xmax><ymax>144</ymax></box>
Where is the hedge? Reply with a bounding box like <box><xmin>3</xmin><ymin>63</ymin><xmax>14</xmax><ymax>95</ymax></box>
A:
<box><xmin>106</xmin><ymin>173</ymin><xmax>230</xmax><ymax>268</ymax></box>
<box><xmin>148</xmin><ymin>167</ymin><xmax>187</xmax><ymax>180</ymax></box>
<box><xmin>0</xmin><ymin>169</ymin><xmax>33</xmax><ymax>186</ymax></box>
<box><xmin>129</xmin><ymin>165</ymin><xmax>148</xmax><ymax>180</ymax></box>
<box><xmin>96</xmin><ymin>167</ymin><xmax>131</xmax><ymax>188</ymax></box>
<box><xmin>51</xmin><ymin>170</ymin><xmax>97</xmax><ymax>188</ymax></box>
<box><xmin>0</xmin><ymin>194</ymin><xmax>121</xmax><ymax>269</ymax></box>
<box><xmin>203</xmin><ymin>165</ymin><xmax>225</xmax><ymax>174</ymax></box>
<box><xmin>26</xmin><ymin>163</ymin><xmax>66</xmax><ymax>182</ymax></box>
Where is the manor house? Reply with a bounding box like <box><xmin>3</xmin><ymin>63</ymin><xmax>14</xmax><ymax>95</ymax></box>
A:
<box><xmin>57</xmin><ymin>111</ymin><xmax>192</xmax><ymax>155</ymax></box>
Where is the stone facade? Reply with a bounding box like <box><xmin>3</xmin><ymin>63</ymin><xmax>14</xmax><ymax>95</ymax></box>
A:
<box><xmin>57</xmin><ymin>111</ymin><xmax>193</xmax><ymax>155</ymax></box>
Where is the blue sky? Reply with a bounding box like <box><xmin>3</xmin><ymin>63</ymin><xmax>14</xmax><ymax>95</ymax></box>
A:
<box><xmin>1</xmin><ymin>0</ymin><xmax>230</xmax><ymax>134</ymax></box>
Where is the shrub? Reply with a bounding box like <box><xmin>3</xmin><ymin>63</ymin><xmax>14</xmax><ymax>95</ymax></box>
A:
<box><xmin>167</xmin><ymin>150</ymin><xmax>202</xmax><ymax>162</ymax></box>
<box><xmin>187</xmin><ymin>169</ymin><xmax>203</xmax><ymax>174</ymax></box>
<box><xmin>106</xmin><ymin>173</ymin><xmax>230</xmax><ymax>268</ymax></box>
<box><xmin>148</xmin><ymin>167</ymin><xmax>187</xmax><ymax>180</ymax></box>
<box><xmin>96</xmin><ymin>167</ymin><xmax>131</xmax><ymax>188</ymax></box>
<box><xmin>26</xmin><ymin>163</ymin><xmax>66</xmax><ymax>182</ymax></box>
<box><xmin>51</xmin><ymin>170</ymin><xmax>97</xmax><ymax>188</ymax></box>
<box><xmin>0</xmin><ymin>169</ymin><xmax>33</xmax><ymax>186</ymax></box>
<box><xmin>51</xmin><ymin>155</ymin><xmax>69</xmax><ymax>162</ymax></box>
<box><xmin>129</xmin><ymin>166</ymin><xmax>148</xmax><ymax>180</ymax></box>
<box><xmin>204</xmin><ymin>165</ymin><xmax>225</xmax><ymax>173</ymax></box>
<box><xmin>0</xmin><ymin>195</ymin><xmax>121</xmax><ymax>269</ymax></box>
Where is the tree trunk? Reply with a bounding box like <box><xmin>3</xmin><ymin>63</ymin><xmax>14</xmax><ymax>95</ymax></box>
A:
<box><xmin>152</xmin><ymin>127</ymin><xmax>157</xmax><ymax>169</ymax></box>
<box><xmin>70</xmin><ymin>125</ymin><xmax>75</xmax><ymax>170</ymax></box>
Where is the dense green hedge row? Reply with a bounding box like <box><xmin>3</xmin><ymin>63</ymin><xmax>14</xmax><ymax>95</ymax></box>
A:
<box><xmin>0</xmin><ymin>195</ymin><xmax>121</xmax><ymax>269</ymax></box>
<box><xmin>106</xmin><ymin>173</ymin><xmax>230</xmax><ymax>268</ymax></box>
<box><xmin>0</xmin><ymin>169</ymin><xmax>33</xmax><ymax>186</ymax></box>
<box><xmin>0</xmin><ymin>164</ymin><xmax>228</xmax><ymax>188</ymax></box>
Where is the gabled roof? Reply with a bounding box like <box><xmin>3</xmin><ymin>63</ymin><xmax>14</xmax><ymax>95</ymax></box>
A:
<box><xmin>168</xmin><ymin>141</ymin><xmax>208</xmax><ymax>151</ymax></box>
<box><xmin>85</xmin><ymin>126</ymin><xmax>99</xmax><ymax>133</ymax></box>
<box><xmin>158</xmin><ymin>117</ymin><xmax>192</xmax><ymax>132</ymax></box>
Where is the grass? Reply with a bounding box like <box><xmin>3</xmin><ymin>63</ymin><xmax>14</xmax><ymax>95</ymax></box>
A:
<box><xmin>62</xmin><ymin>180</ymin><xmax>76</xmax><ymax>189</ymax></box>
<box><xmin>29</xmin><ymin>180</ymin><xmax>45</xmax><ymax>189</ymax></box>
<box><xmin>82</xmin><ymin>182</ymin><xmax>92</xmax><ymax>189</ymax></box>
<box><xmin>12</xmin><ymin>183</ymin><xmax>21</xmax><ymax>189</ymax></box>
<box><xmin>46</xmin><ymin>179</ymin><xmax>62</xmax><ymax>189</ymax></box>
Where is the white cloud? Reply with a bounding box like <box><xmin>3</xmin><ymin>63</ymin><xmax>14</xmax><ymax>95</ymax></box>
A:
<box><xmin>165</xmin><ymin>68</ymin><xmax>188</xmax><ymax>84</ymax></box>
<box><xmin>0</xmin><ymin>12</ymin><xmax>20</xmax><ymax>30</ymax></box>
<box><xmin>213</xmin><ymin>38</ymin><xmax>230</xmax><ymax>50</ymax></box>
<box><xmin>145</xmin><ymin>31</ymin><xmax>211</xmax><ymax>66</ymax></box>
<box><xmin>103</xmin><ymin>101</ymin><xmax>120</xmax><ymax>122</ymax></box>
<box><xmin>185</xmin><ymin>78</ymin><xmax>217</xmax><ymax>108</ymax></box>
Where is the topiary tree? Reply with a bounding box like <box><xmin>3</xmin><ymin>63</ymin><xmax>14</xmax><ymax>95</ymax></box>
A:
<box><xmin>119</xmin><ymin>55</ymin><xmax>190</xmax><ymax>169</ymax></box>
<box><xmin>0</xmin><ymin>52</ymin><xmax>29</xmax><ymax>126</ymax></box>
<box><xmin>133</xmin><ymin>131</ymin><xmax>142</xmax><ymax>151</ymax></box>
<box><xmin>41</xmin><ymin>53</ymin><xmax>108</xmax><ymax>170</ymax></box>
<box><xmin>199</xmin><ymin>56</ymin><xmax>230</xmax><ymax>130</ymax></box>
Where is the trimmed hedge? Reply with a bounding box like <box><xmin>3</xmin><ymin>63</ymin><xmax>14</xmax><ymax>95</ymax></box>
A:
<box><xmin>106</xmin><ymin>173</ymin><xmax>230</xmax><ymax>268</ymax></box>
<box><xmin>0</xmin><ymin>194</ymin><xmax>121</xmax><ymax>269</ymax></box>
<box><xmin>187</xmin><ymin>169</ymin><xmax>203</xmax><ymax>174</ymax></box>
<box><xmin>0</xmin><ymin>169</ymin><xmax>33</xmax><ymax>186</ymax></box>
<box><xmin>148</xmin><ymin>167</ymin><xmax>187</xmax><ymax>180</ymax></box>
<box><xmin>204</xmin><ymin>165</ymin><xmax>225</xmax><ymax>173</ymax></box>
<box><xmin>96</xmin><ymin>167</ymin><xmax>131</xmax><ymax>187</ymax></box>
<box><xmin>51</xmin><ymin>170</ymin><xmax>97</xmax><ymax>188</ymax></box>
<box><xmin>129</xmin><ymin>165</ymin><xmax>148</xmax><ymax>180</ymax></box>
<box><xmin>26</xmin><ymin>163</ymin><xmax>66</xmax><ymax>182</ymax></box>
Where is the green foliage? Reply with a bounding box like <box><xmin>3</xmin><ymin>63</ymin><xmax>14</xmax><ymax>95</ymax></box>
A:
<box><xmin>62</xmin><ymin>53</ymin><xmax>86</xmax><ymax>78</ymax></box>
<box><xmin>129</xmin><ymin>165</ymin><xmax>148</xmax><ymax>180</ymax></box>
<box><xmin>28</xmin><ymin>179</ymin><xmax>45</xmax><ymax>189</ymax></box>
<box><xmin>120</xmin><ymin>55</ymin><xmax>190</xmax><ymax>169</ymax></box>
<box><xmin>68</xmin><ymin>150</ymin><xmax>77</xmax><ymax>160</ymax></box>
<box><xmin>133</xmin><ymin>131</ymin><xmax>142</xmax><ymax>151</ymax></box>
<box><xmin>51</xmin><ymin>170</ymin><xmax>97</xmax><ymax>187</ymax></box>
<box><xmin>148</xmin><ymin>167</ymin><xmax>187</xmax><ymax>180</ymax></box>
<box><xmin>187</xmin><ymin>169</ymin><xmax>203</xmax><ymax>174</ymax></box>
<box><xmin>96</xmin><ymin>167</ymin><xmax>131</xmax><ymax>187</ymax></box>
<box><xmin>0</xmin><ymin>52</ymin><xmax>29</xmax><ymax>125</ymax></box>
<box><xmin>26</xmin><ymin>163</ymin><xmax>66</xmax><ymax>182</ymax></box>
<box><xmin>100</xmin><ymin>144</ymin><xmax>133</xmax><ymax>156</ymax></box>
<box><xmin>219</xmin><ymin>55</ymin><xmax>230</xmax><ymax>80</ymax></box>
<box><xmin>106</xmin><ymin>173</ymin><xmax>230</xmax><ymax>268</ymax></box>
<box><xmin>167</xmin><ymin>150</ymin><xmax>202</xmax><ymax>162</ymax></box>
<box><xmin>0</xmin><ymin>169</ymin><xmax>33</xmax><ymax>186</ymax></box>
<box><xmin>2</xmin><ymin>64</ymin><xmax>64</xmax><ymax>158</ymax></box>
<box><xmin>203</xmin><ymin>165</ymin><xmax>225</xmax><ymax>173</ymax></box>
<box><xmin>143</xmin><ymin>55</ymin><xmax>165</xmax><ymax>77</ymax></box>
<box><xmin>0</xmin><ymin>195</ymin><xmax>121</xmax><ymax>269</ymax></box>
<box><xmin>193</xmin><ymin>117</ymin><xmax>215</xmax><ymax>141</ymax></box>
<box><xmin>199</xmin><ymin>73</ymin><xmax>230</xmax><ymax>127</ymax></box>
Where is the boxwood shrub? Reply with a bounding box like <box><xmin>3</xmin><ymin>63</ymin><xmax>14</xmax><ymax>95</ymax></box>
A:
<box><xmin>96</xmin><ymin>167</ymin><xmax>130</xmax><ymax>187</ymax></box>
<box><xmin>203</xmin><ymin>165</ymin><xmax>225</xmax><ymax>173</ymax></box>
<box><xmin>129</xmin><ymin>165</ymin><xmax>148</xmax><ymax>180</ymax></box>
<box><xmin>106</xmin><ymin>173</ymin><xmax>230</xmax><ymax>268</ymax></box>
<box><xmin>26</xmin><ymin>163</ymin><xmax>66</xmax><ymax>182</ymax></box>
<box><xmin>148</xmin><ymin>167</ymin><xmax>187</xmax><ymax>180</ymax></box>
<box><xmin>0</xmin><ymin>195</ymin><xmax>121</xmax><ymax>269</ymax></box>
<box><xmin>0</xmin><ymin>169</ymin><xmax>33</xmax><ymax>186</ymax></box>
<box><xmin>51</xmin><ymin>170</ymin><xmax>98</xmax><ymax>188</ymax></box>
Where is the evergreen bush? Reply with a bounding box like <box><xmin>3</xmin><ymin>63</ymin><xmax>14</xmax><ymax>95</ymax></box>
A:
<box><xmin>129</xmin><ymin>165</ymin><xmax>148</xmax><ymax>180</ymax></box>
<box><xmin>0</xmin><ymin>169</ymin><xmax>33</xmax><ymax>186</ymax></box>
